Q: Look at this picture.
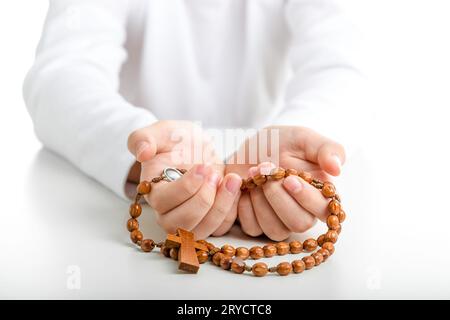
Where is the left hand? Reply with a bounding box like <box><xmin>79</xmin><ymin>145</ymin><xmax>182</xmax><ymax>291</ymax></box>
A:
<box><xmin>225</xmin><ymin>126</ymin><xmax>345</xmax><ymax>241</ymax></box>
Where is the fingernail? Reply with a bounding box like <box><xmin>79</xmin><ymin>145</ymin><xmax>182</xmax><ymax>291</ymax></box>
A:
<box><xmin>136</xmin><ymin>141</ymin><xmax>150</xmax><ymax>158</ymax></box>
<box><xmin>248</xmin><ymin>167</ymin><xmax>259</xmax><ymax>177</ymax></box>
<box><xmin>331</xmin><ymin>155</ymin><xmax>342</xmax><ymax>172</ymax></box>
<box><xmin>195</xmin><ymin>164</ymin><xmax>210</xmax><ymax>178</ymax></box>
<box><xmin>225</xmin><ymin>176</ymin><xmax>241</xmax><ymax>194</ymax></box>
<box><xmin>283</xmin><ymin>176</ymin><xmax>303</xmax><ymax>193</ymax></box>
<box><xmin>208</xmin><ymin>173</ymin><xmax>220</xmax><ymax>187</ymax></box>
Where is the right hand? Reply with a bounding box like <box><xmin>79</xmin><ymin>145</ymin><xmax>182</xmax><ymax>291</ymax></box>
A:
<box><xmin>127</xmin><ymin>120</ymin><xmax>242</xmax><ymax>239</ymax></box>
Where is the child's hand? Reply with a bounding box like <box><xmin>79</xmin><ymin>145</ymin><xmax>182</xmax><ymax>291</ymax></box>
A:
<box><xmin>127</xmin><ymin>120</ymin><xmax>242</xmax><ymax>239</ymax></box>
<box><xmin>225</xmin><ymin>126</ymin><xmax>345</xmax><ymax>241</ymax></box>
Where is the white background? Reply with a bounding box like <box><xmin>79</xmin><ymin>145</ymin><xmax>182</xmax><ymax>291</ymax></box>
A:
<box><xmin>0</xmin><ymin>0</ymin><xmax>449</xmax><ymax>299</ymax></box>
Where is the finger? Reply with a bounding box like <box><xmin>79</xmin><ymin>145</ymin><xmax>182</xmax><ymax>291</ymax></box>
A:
<box><xmin>300</xmin><ymin>128</ymin><xmax>346</xmax><ymax>176</ymax></box>
<box><xmin>157</xmin><ymin>172</ymin><xmax>220</xmax><ymax>233</ymax></box>
<box><xmin>248</xmin><ymin>167</ymin><xmax>291</xmax><ymax>241</ymax></box>
<box><xmin>127</xmin><ymin>126</ymin><xmax>158</xmax><ymax>162</ymax></box>
<box><xmin>212</xmin><ymin>195</ymin><xmax>239</xmax><ymax>237</ymax></box>
<box><xmin>192</xmin><ymin>174</ymin><xmax>241</xmax><ymax>239</ymax></box>
<box><xmin>282</xmin><ymin>175</ymin><xmax>330</xmax><ymax>222</ymax></box>
<box><xmin>147</xmin><ymin>164</ymin><xmax>212</xmax><ymax>214</ymax></box>
<box><xmin>262</xmin><ymin>178</ymin><xmax>316</xmax><ymax>233</ymax></box>
<box><xmin>237</xmin><ymin>193</ymin><xmax>263</xmax><ymax>237</ymax></box>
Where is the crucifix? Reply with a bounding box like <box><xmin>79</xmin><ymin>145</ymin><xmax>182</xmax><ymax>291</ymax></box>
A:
<box><xmin>164</xmin><ymin>228</ymin><xmax>208</xmax><ymax>273</ymax></box>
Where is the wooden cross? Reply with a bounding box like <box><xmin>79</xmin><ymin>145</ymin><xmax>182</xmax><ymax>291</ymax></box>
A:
<box><xmin>164</xmin><ymin>228</ymin><xmax>208</xmax><ymax>273</ymax></box>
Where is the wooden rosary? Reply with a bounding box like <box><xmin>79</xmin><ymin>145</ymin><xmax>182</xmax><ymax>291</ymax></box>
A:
<box><xmin>126</xmin><ymin>167</ymin><xmax>346</xmax><ymax>277</ymax></box>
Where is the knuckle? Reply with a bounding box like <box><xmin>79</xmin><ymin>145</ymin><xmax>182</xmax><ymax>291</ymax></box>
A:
<box><xmin>195</xmin><ymin>191</ymin><xmax>214</xmax><ymax>210</ymax></box>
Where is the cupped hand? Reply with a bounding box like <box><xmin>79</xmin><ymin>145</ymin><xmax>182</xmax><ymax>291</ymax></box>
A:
<box><xmin>225</xmin><ymin>126</ymin><xmax>345</xmax><ymax>241</ymax></box>
<box><xmin>127</xmin><ymin>120</ymin><xmax>242</xmax><ymax>239</ymax></box>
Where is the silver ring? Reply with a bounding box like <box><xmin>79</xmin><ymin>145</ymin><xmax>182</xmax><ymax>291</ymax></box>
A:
<box><xmin>162</xmin><ymin>167</ymin><xmax>184</xmax><ymax>182</ymax></box>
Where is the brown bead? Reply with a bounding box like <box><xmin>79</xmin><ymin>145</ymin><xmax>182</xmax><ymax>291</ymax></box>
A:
<box><xmin>270</xmin><ymin>167</ymin><xmax>286</xmax><ymax>180</ymax></box>
<box><xmin>289</xmin><ymin>240</ymin><xmax>303</xmax><ymax>254</ymax></box>
<box><xmin>160</xmin><ymin>245</ymin><xmax>171</xmax><ymax>257</ymax></box>
<box><xmin>285</xmin><ymin>168</ymin><xmax>298</xmax><ymax>177</ymax></box>
<box><xmin>126</xmin><ymin>218</ymin><xmax>139</xmax><ymax>232</ymax></box>
<box><xmin>249</xmin><ymin>246</ymin><xmax>264</xmax><ymax>259</ymax></box>
<box><xmin>336</xmin><ymin>224</ymin><xmax>342</xmax><ymax>234</ymax></box>
<box><xmin>322</xmin><ymin>242</ymin><xmax>335</xmax><ymax>255</ymax></box>
<box><xmin>129</xmin><ymin>203</ymin><xmax>142</xmax><ymax>218</ymax></box>
<box><xmin>338</xmin><ymin>209</ymin><xmax>346</xmax><ymax>223</ymax></box>
<box><xmin>312</xmin><ymin>252</ymin><xmax>324</xmax><ymax>266</ymax></box>
<box><xmin>235</xmin><ymin>247</ymin><xmax>250</xmax><ymax>260</ymax></box>
<box><xmin>327</xmin><ymin>215</ymin><xmax>340</xmax><ymax>230</ymax></box>
<box><xmin>130</xmin><ymin>229</ymin><xmax>143</xmax><ymax>243</ymax></box>
<box><xmin>230</xmin><ymin>258</ymin><xmax>246</xmax><ymax>274</ymax></box>
<box><xmin>240</xmin><ymin>179</ymin><xmax>247</xmax><ymax>191</ymax></box>
<box><xmin>197</xmin><ymin>240</ymin><xmax>208</xmax><ymax>245</ymax></box>
<box><xmin>276</xmin><ymin>242</ymin><xmax>290</xmax><ymax>255</ymax></box>
<box><xmin>328</xmin><ymin>199</ymin><xmax>341</xmax><ymax>215</ymax></box>
<box><xmin>220</xmin><ymin>256</ymin><xmax>232</xmax><ymax>270</ymax></box>
<box><xmin>299</xmin><ymin>171</ymin><xmax>313</xmax><ymax>183</ymax></box>
<box><xmin>140</xmin><ymin>239</ymin><xmax>154</xmax><ymax>252</ymax></box>
<box><xmin>221</xmin><ymin>244</ymin><xmax>236</xmax><ymax>257</ymax></box>
<box><xmin>263</xmin><ymin>244</ymin><xmax>277</xmax><ymax>258</ymax></box>
<box><xmin>325</xmin><ymin>230</ymin><xmax>339</xmax><ymax>243</ymax></box>
<box><xmin>292</xmin><ymin>260</ymin><xmax>306</xmax><ymax>273</ymax></box>
<box><xmin>303</xmin><ymin>238</ymin><xmax>318</xmax><ymax>252</ymax></box>
<box><xmin>169</xmin><ymin>248</ymin><xmax>179</xmax><ymax>260</ymax></box>
<box><xmin>317</xmin><ymin>234</ymin><xmax>326</xmax><ymax>247</ymax></box>
<box><xmin>212</xmin><ymin>252</ymin><xmax>225</xmax><ymax>266</ymax></box>
<box><xmin>321</xmin><ymin>181</ymin><xmax>336</xmax><ymax>198</ymax></box>
<box><xmin>252</xmin><ymin>262</ymin><xmax>269</xmax><ymax>277</ymax></box>
<box><xmin>253</xmin><ymin>174</ymin><xmax>267</xmax><ymax>186</ymax></box>
<box><xmin>302</xmin><ymin>256</ymin><xmax>316</xmax><ymax>270</ymax></box>
<box><xmin>276</xmin><ymin>262</ymin><xmax>292</xmax><ymax>276</ymax></box>
<box><xmin>197</xmin><ymin>250</ymin><xmax>209</xmax><ymax>264</ymax></box>
<box><xmin>206</xmin><ymin>242</ymin><xmax>216</xmax><ymax>251</ymax></box>
<box><xmin>318</xmin><ymin>248</ymin><xmax>330</xmax><ymax>261</ymax></box>
<box><xmin>245</xmin><ymin>178</ymin><xmax>257</xmax><ymax>189</ymax></box>
<box><xmin>137</xmin><ymin>181</ymin><xmax>151</xmax><ymax>195</ymax></box>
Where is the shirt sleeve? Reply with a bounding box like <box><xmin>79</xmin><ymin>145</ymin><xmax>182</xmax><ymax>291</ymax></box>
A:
<box><xmin>23</xmin><ymin>0</ymin><xmax>156</xmax><ymax>200</ymax></box>
<box><xmin>268</xmin><ymin>0</ymin><xmax>367</xmax><ymax>150</ymax></box>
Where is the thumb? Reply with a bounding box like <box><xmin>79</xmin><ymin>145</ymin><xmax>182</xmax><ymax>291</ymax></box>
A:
<box><xmin>127</xmin><ymin>127</ymin><xmax>158</xmax><ymax>163</ymax></box>
<box><xmin>317</xmin><ymin>141</ymin><xmax>345</xmax><ymax>176</ymax></box>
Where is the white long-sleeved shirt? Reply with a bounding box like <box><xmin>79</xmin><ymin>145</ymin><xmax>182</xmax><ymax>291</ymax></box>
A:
<box><xmin>23</xmin><ymin>0</ymin><xmax>362</xmax><ymax>199</ymax></box>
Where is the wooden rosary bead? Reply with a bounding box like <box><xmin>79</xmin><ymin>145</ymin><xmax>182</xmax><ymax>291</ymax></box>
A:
<box><xmin>276</xmin><ymin>262</ymin><xmax>292</xmax><ymax>276</ymax></box>
<box><xmin>285</xmin><ymin>168</ymin><xmax>298</xmax><ymax>177</ymax></box>
<box><xmin>303</xmin><ymin>238</ymin><xmax>318</xmax><ymax>252</ymax></box>
<box><xmin>302</xmin><ymin>256</ymin><xmax>316</xmax><ymax>270</ymax></box>
<box><xmin>321</xmin><ymin>181</ymin><xmax>336</xmax><ymax>198</ymax></box>
<box><xmin>338</xmin><ymin>209</ymin><xmax>346</xmax><ymax>223</ymax></box>
<box><xmin>252</xmin><ymin>262</ymin><xmax>269</xmax><ymax>277</ymax></box>
<box><xmin>137</xmin><ymin>181</ymin><xmax>151</xmax><ymax>195</ymax></box>
<box><xmin>336</xmin><ymin>225</ymin><xmax>342</xmax><ymax>234</ymax></box>
<box><xmin>327</xmin><ymin>215</ymin><xmax>341</xmax><ymax>230</ymax></box>
<box><xmin>197</xmin><ymin>250</ymin><xmax>209</xmax><ymax>264</ymax></box>
<box><xmin>292</xmin><ymin>260</ymin><xmax>306</xmax><ymax>274</ymax></box>
<box><xmin>299</xmin><ymin>171</ymin><xmax>313</xmax><ymax>183</ymax></box>
<box><xmin>169</xmin><ymin>248</ymin><xmax>179</xmax><ymax>260</ymax></box>
<box><xmin>317</xmin><ymin>248</ymin><xmax>330</xmax><ymax>261</ymax></box>
<box><xmin>276</xmin><ymin>242</ymin><xmax>290</xmax><ymax>255</ymax></box>
<box><xmin>221</xmin><ymin>244</ymin><xmax>236</xmax><ymax>257</ymax></box>
<box><xmin>328</xmin><ymin>199</ymin><xmax>341</xmax><ymax>215</ymax></box>
<box><xmin>130</xmin><ymin>229</ymin><xmax>143</xmax><ymax>243</ymax></box>
<box><xmin>140</xmin><ymin>239</ymin><xmax>154</xmax><ymax>252</ymax></box>
<box><xmin>289</xmin><ymin>240</ymin><xmax>303</xmax><ymax>254</ymax></box>
<box><xmin>253</xmin><ymin>174</ymin><xmax>267</xmax><ymax>186</ymax></box>
<box><xmin>249</xmin><ymin>246</ymin><xmax>264</xmax><ymax>259</ymax></box>
<box><xmin>263</xmin><ymin>244</ymin><xmax>277</xmax><ymax>258</ymax></box>
<box><xmin>126</xmin><ymin>218</ymin><xmax>139</xmax><ymax>232</ymax></box>
<box><xmin>220</xmin><ymin>256</ymin><xmax>232</xmax><ymax>270</ymax></box>
<box><xmin>317</xmin><ymin>234</ymin><xmax>326</xmax><ymax>247</ymax></box>
<box><xmin>322</xmin><ymin>242</ymin><xmax>335</xmax><ymax>255</ymax></box>
<box><xmin>160</xmin><ymin>244</ymin><xmax>171</xmax><ymax>257</ymax></box>
<box><xmin>312</xmin><ymin>252</ymin><xmax>324</xmax><ymax>266</ymax></box>
<box><xmin>230</xmin><ymin>258</ymin><xmax>246</xmax><ymax>274</ymax></box>
<box><xmin>212</xmin><ymin>252</ymin><xmax>225</xmax><ymax>266</ymax></box>
<box><xmin>235</xmin><ymin>247</ymin><xmax>250</xmax><ymax>260</ymax></box>
<box><xmin>206</xmin><ymin>242</ymin><xmax>216</xmax><ymax>252</ymax></box>
<box><xmin>325</xmin><ymin>230</ymin><xmax>339</xmax><ymax>244</ymax></box>
<box><xmin>270</xmin><ymin>167</ymin><xmax>286</xmax><ymax>180</ymax></box>
<box><xmin>245</xmin><ymin>178</ymin><xmax>257</xmax><ymax>189</ymax></box>
<box><xmin>129</xmin><ymin>203</ymin><xmax>142</xmax><ymax>218</ymax></box>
